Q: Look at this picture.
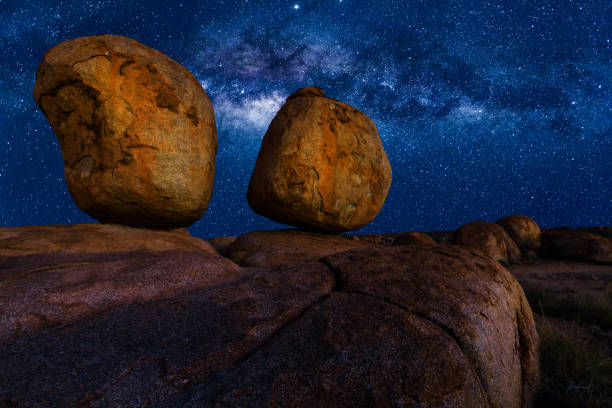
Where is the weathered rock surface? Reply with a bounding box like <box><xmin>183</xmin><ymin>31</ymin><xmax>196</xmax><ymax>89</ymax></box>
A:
<box><xmin>392</xmin><ymin>231</ymin><xmax>437</xmax><ymax>246</ymax></box>
<box><xmin>496</xmin><ymin>215</ymin><xmax>541</xmax><ymax>256</ymax></box>
<box><xmin>321</xmin><ymin>245</ymin><xmax>539</xmax><ymax>408</ymax></box>
<box><xmin>226</xmin><ymin>229</ymin><xmax>374</xmax><ymax>267</ymax></box>
<box><xmin>33</xmin><ymin>34</ymin><xmax>217</xmax><ymax>228</ymax></box>
<box><xmin>541</xmin><ymin>229</ymin><xmax>612</xmax><ymax>264</ymax></box>
<box><xmin>0</xmin><ymin>250</ymin><xmax>241</xmax><ymax>340</ymax></box>
<box><xmin>206</xmin><ymin>235</ymin><xmax>237</xmax><ymax>257</ymax></box>
<box><xmin>0</xmin><ymin>226</ymin><xmax>538</xmax><ymax>407</ymax></box>
<box><xmin>170</xmin><ymin>293</ymin><xmax>489</xmax><ymax>407</ymax></box>
<box><xmin>0</xmin><ymin>256</ymin><xmax>333</xmax><ymax>407</ymax></box>
<box><xmin>453</xmin><ymin>220</ymin><xmax>522</xmax><ymax>263</ymax></box>
<box><xmin>0</xmin><ymin>223</ymin><xmax>216</xmax><ymax>259</ymax></box>
<box><xmin>247</xmin><ymin>86</ymin><xmax>392</xmax><ymax>233</ymax></box>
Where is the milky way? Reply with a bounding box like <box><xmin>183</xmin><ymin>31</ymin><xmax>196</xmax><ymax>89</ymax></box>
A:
<box><xmin>1</xmin><ymin>0</ymin><xmax>610</xmax><ymax>237</ymax></box>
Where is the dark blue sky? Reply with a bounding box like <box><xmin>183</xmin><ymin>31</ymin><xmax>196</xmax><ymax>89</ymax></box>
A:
<box><xmin>1</xmin><ymin>0</ymin><xmax>610</xmax><ymax>238</ymax></box>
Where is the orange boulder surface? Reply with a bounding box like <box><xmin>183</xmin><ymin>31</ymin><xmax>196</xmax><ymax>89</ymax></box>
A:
<box><xmin>33</xmin><ymin>35</ymin><xmax>217</xmax><ymax>228</ymax></box>
<box><xmin>247</xmin><ymin>87</ymin><xmax>392</xmax><ymax>233</ymax></box>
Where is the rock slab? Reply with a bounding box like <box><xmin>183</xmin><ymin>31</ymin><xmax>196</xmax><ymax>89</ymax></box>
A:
<box><xmin>33</xmin><ymin>34</ymin><xmax>217</xmax><ymax>228</ymax></box>
<box><xmin>0</xmin><ymin>223</ymin><xmax>216</xmax><ymax>259</ymax></box>
<box><xmin>247</xmin><ymin>87</ymin><xmax>392</xmax><ymax>233</ymax></box>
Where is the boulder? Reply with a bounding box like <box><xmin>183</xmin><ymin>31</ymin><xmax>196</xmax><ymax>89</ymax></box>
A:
<box><xmin>226</xmin><ymin>229</ymin><xmax>373</xmax><ymax>267</ymax></box>
<box><xmin>33</xmin><ymin>35</ymin><xmax>217</xmax><ymax>228</ymax></box>
<box><xmin>0</xmin><ymin>223</ymin><xmax>216</xmax><ymax>258</ymax></box>
<box><xmin>206</xmin><ymin>236</ymin><xmax>237</xmax><ymax>257</ymax></box>
<box><xmin>541</xmin><ymin>229</ymin><xmax>612</xmax><ymax>264</ymax></box>
<box><xmin>247</xmin><ymin>87</ymin><xmax>392</xmax><ymax>233</ymax></box>
<box><xmin>320</xmin><ymin>245</ymin><xmax>539</xmax><ymax>408</ymax></box>
<box><xmin>392</xmin><ymin>231</ymin><xmax>437</xmax><ymax>246</ymax></box>
<box><xmin>453</xmin><ymin>220</ymin><xmax>521</xmax><ymax>263</ymax></box>
<box><xmin>496</xmin><ymin>215</ymin><xmax>541</xmax><ymax>256</ymax></box>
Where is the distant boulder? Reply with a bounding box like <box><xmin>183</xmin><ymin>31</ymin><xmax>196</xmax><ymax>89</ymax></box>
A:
<box><xmin>453</xmin><ymin>220</ymin><xmax>521</xmax><ymax>263</ymax></box>
<box><xmin>392</xmin><ymin>231</ymin><xmax>437</xmax><ymax>246</ymax></box>
<box><xmin>496</xmin><ymin>215</ymin><xmax>541</xmax><ymax>257</ymax></box>
<box><xmin>33</xmin><ymin>34</ymin><xmax>217</xmax><ymax>228</ymax></box>
<box><xmin>247</xmin><ymin>87</ymin><xmax>392</xmax><ymax>233</ymax></box>
<box><xmin>541</xmin><ymin>229</ymin><xmax>612</xmax><ymax>264</ymax></box>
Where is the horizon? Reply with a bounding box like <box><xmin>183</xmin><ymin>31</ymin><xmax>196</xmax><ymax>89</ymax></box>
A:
<box><xmin>1</xmin><ymin>0</ymin><xmax>610</xmax><ymax>239</ymax></box>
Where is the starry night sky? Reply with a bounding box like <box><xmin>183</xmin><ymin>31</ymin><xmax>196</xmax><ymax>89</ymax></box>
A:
<box><xmin>1</xmin><ymin>0</ymin><xmax>611</xmax><ymax>238</ymax></box>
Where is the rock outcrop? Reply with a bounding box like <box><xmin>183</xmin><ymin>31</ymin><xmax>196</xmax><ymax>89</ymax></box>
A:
<box><xmin>453</xmin><ymin>220</ymin><xmax>522</xmax><ymax>263</ymax></box>
<box><xmin>226</xmin><ymin>229</ymin><xmax>373</xmax><ymax>267</ymax></box>
<box><xmin>247</xmin><ymin>87</ymin><xmax>392</xmax><ymax>233</ymax></box>
<box><xmin>541</xmin><ymin>229</ymin><xmax>612</xmax><ymax>264</ymax></box>
<box><xmin>496</xmin><ymin>215</ymin><xmax>541</xmax><ymax>257</ymax></box>
<box><xmin>392</xmin><ymin>231</ymin><xmax>437</xmax><ymax>246</ymax></box>
<box><xmin>0</xmin><ymin>223</ymin><xmax>216</xmax><ymax>259</ymax></box>
<box><xmin>0</xmin><ymin>225</ymin><xmax>539</xmax><ymax>407</ymax></box>
<box><xmin>33</xmin><ymin>35</ymin><xmax>217</xmax><ymax>228</ymax></box>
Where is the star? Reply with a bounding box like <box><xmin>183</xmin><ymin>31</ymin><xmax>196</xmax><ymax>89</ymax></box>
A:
<box><xmin>293</xmin><ymin>4</ymin><xmax>300</xmax><ymax>10</ymax></box>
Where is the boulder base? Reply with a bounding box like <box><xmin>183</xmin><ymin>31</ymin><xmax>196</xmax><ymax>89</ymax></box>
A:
<box><xmin>226</xmin><ymin>229</ymin><xmax>373</xmax><ymax>267</ymax></box>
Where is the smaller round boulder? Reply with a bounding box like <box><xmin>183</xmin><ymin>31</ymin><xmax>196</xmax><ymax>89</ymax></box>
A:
<box><xmin>247</xmin><ymin>87</ymin><xmax>392</xmax><ymax>233</ymax></box>
<box><xmin>496</xmin><ymin>215</ymin><xmax>541</xmax><ymax>257</ymax></box>
<box><xmin>453</xmin><ymin>221</ymin><xmax>521</xmax><ymax>263</ymax></box>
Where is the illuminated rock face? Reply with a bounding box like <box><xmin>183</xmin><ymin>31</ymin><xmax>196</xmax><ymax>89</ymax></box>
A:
<box><xmin>453</xmin><ymin>220</ymin><xmax>522</xmax><ymax>263</ymax></box>
<box><xmin>496</xmin><ymin>215</ymin><xmax>542</xmax><ymax>256</ymax></box>
<box><xmin>33</xmin><ymin>35</ymin><xmax>217</xmax><ymax>228</ymax></box>
<box><xmin>247</xmin><ymin>87</ymin><xmax>392</xmax><ymax>233</ymax></box>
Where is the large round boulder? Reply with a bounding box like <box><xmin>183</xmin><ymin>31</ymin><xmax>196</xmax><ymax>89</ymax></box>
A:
<box><xmin>453</xmin><ymin>220</ymin><xmax>522</xmax><ymax>263</ymax></box>
<box><xmin>496</xmin><ymin>215</ymin><xmax>541</xmax><ymax>257</ymax></box>
<box><xmin>33</xmin><ymin>35</ymin><xmax>217</xmax><ymax>228</ymax></box>
<box><xmin>247</xmin><ymin>87</ymin><xmax>392</xmax><ymax>233</ymax></box>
